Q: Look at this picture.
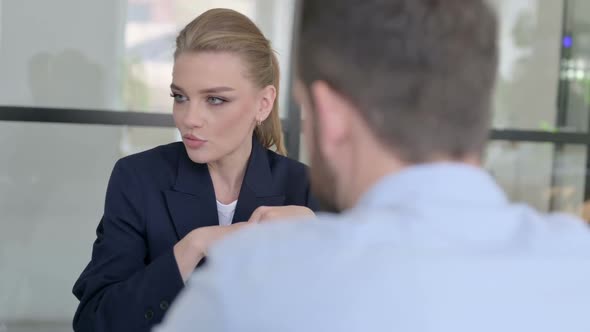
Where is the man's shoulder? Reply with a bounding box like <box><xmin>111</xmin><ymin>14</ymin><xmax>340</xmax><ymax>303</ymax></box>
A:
<box><xmin>207</xmin><ymin>213</ymin><xmax>349</xmax><ymax>272</ymax></box>
<box><xmin>215</xmin><ymin>213</ymin><xmax>344</xmax><ymax>251</ymax></box>
<box><xmin>524</xmin><ymin>208</ymin><xmax>590</xmax><ymax>252</ymax></box>
<box><xmin>189</xmin><ymin>207</ymin><xmax>590</xmax><ymax>329</ymax></box>
<box><xmin>207</xmin><ymin>205</ymin><xmax>590</xmax><ymax>268</ymax></box>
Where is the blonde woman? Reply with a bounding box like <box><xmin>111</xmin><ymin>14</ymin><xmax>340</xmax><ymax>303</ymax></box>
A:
<box><xmin>73</xmin><ymin>9</ymin><xmax>317</xmax><ymax>331</ymax></box>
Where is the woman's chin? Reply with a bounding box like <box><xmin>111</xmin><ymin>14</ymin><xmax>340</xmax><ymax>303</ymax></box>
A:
<box><xmin>184</xmin><ymin>147</ymin><xmax>214</xmax><ymax>164</ymax></box>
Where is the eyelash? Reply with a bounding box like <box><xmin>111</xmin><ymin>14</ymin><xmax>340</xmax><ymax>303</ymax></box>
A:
<box><xmin>170</xmin><ymin>93</ymin><xmax>188</xmax><ymax>103</ymax></box>
<box><xmin>206</xmin><ymin>96</ymin><xmax>227</xmax><ymax>106</ymax></box>
<box><xmin>169</xmin><ymin>93</ymin><xmax>228</xmax><ymax>106</ymax></box>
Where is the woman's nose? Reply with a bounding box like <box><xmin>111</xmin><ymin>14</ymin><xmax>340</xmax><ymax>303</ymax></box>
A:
<box><xmin>183</xmin><ymin>103</ymin><xmax>205</xmax><ymax>128</ymax></box>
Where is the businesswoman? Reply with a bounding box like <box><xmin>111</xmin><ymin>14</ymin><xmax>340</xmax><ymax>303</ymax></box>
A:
<box><xmin>72</xmin><ymin>8</ymin><xmax>317</xmax><ymax>331</ymax></box>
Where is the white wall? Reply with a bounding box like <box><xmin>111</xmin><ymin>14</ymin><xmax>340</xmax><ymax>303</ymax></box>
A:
<box><xmin>0</xmin><ymin>0</ymin><xmax>126</xmax><ymax>110</ymax></box>
<box><xmin>0</xmin><ymin>122</ymin><xmax>121</xmax><ymax>322</ymax></box>
<box><xmin>0</xmin><ymin>1</ymin><xmax>130</xmax><ymax>324</ymax></box>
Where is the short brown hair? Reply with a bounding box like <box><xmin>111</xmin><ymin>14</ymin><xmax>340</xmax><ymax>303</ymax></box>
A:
<box><xmin>298</xmin><ymin>0</ymin><xmax>498</xmax><ymax>162</ymax></box>
<box><xmin>175</xmin><ymin>8</ymin><xmax>286</xmax><ymax>155</ymax></box>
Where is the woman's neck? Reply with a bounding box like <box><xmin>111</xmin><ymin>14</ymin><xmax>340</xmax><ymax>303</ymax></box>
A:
<box><xmin>208</xmin><ymin>139</ymin><xmax>253</xmax><ymax>204</ymax></box>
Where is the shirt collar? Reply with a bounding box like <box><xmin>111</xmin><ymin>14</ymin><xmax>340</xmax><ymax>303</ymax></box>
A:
<box><xmin>356</xmin><ymin>162</ymin><xmax>508</xmax><ymax>210</ymax></box>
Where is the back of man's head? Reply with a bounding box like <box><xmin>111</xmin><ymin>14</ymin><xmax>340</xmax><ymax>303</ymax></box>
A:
<box><xmin>298</xmin><ymin>0</ymin><xmax>498</xmax><ymax>163</ymax></box>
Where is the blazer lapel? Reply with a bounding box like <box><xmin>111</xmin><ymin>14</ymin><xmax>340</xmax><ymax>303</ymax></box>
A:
<box><xmin>164</xmin><ymin>138</ymin><xmax>287</xmax><ymax>237</ymax></box>
<box><xmin>164</xmin><ymin>149</ymin><xmax>219</xmax><ymax>240</ymax></box>
<box><xmin>233</xmin><ymin>138</ymin><xmax>285</xmax><ymax>222</ymax></box>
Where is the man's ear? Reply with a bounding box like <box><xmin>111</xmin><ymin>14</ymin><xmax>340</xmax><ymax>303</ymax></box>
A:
<box><xmin>310</xmin><ymin>81</ymin><xmax>353</xmax><ymax>150</ymax></box>
<box><xmin>256</xmin><ymin>85</ymin><xmax>277</xmax><ymax>122</ymax></box>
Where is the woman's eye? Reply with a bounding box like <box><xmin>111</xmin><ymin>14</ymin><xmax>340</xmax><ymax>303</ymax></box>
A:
<box><xmin>207</xmin><ymin>97</ymin><xmax>226</xmax><ymax>106</ymax></box>
<box><xmin>170</xmin><ymin>93</ymin><xmax>188</xmax><ymax>103</ymax></box>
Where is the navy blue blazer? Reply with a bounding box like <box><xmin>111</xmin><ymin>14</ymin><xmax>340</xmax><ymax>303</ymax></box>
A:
<box><xmin>73</xmin><ymin>138</ymin><xmax>317</xmax><ymax>331</ymax></box>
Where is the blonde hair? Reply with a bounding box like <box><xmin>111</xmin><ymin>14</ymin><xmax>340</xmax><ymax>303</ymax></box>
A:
<box><xmin>175</xmin><ymin>8</ymin><xmax>286</xmax><ymax>155</ymax></box>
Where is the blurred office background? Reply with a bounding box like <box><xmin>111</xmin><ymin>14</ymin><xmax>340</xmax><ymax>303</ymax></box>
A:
<box><xmin>1</xmin><ymin>0</ymin><xmax>590</xmax><ymax>330</ymax></box>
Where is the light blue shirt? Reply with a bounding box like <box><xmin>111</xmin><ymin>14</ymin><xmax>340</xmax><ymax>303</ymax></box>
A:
<box><xmin>156</xmin><ymin>163</ymin><xmax>590</xmax><ymax>332</ymax></box>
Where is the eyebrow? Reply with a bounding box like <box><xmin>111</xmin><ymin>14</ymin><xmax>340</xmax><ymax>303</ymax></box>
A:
<box><xmin>170</xmin><ymin>83</ymin><xmax>185</xmax><ymax>93</ymax></box>
<box><xmin>170</xmin><ymin>83</ymin><xmax>235</xmax><ymax>94</ymax></box>
<box><xmin>198</xmin><ymin>86</ymin><xmax>235</xmax><ymax>94</ymax></box>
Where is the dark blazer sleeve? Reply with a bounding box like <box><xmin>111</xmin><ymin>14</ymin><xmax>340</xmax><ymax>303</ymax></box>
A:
<box><xmin>72</xmin><ymin>158</ymin><xmax>184</xmax><ymax>332</ymax></box>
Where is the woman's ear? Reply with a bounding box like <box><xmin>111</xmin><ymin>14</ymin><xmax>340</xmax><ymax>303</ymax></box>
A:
<box><xmin>256</xmin><ymin>85</ymin><xmax>277</xmax><ymax>122</ymax></box>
